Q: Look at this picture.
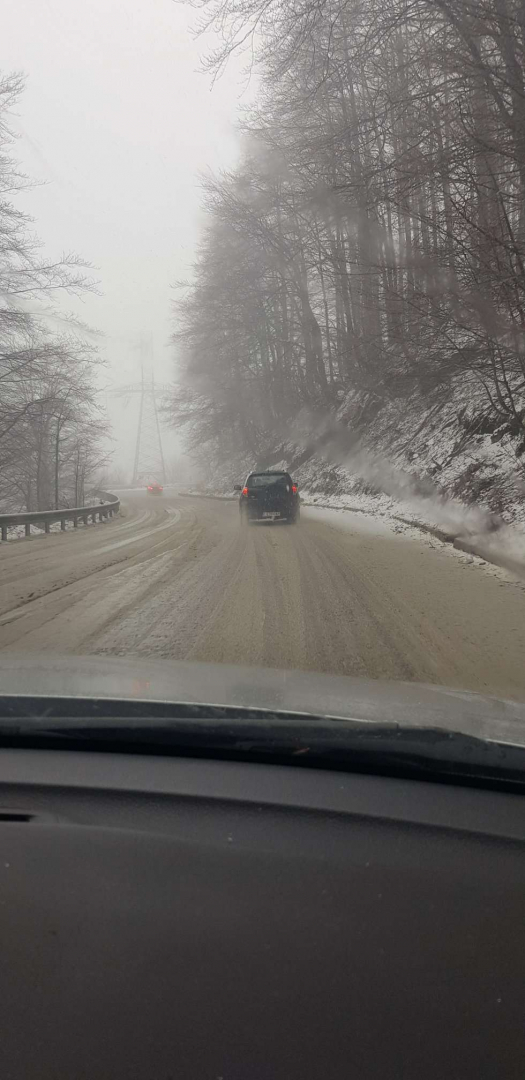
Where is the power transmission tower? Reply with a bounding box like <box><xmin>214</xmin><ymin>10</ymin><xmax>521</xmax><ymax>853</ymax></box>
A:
<box><xmin>112</xmin><ymin>371</ymin><xmax>171</xmax><ymax>486</ymax></box>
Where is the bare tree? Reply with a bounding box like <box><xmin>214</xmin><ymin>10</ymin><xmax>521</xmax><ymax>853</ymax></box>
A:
<box><xmin>0</xmin><ymin>73</ymin><xmax>104</xmax><ymax>512</ymax></box>
<box><xmin>173</xmin><ymin>0</ymin><xmax>525</xmax><ymax>489</ymax></box>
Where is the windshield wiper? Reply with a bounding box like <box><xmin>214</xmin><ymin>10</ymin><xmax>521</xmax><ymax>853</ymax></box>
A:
<box><xmin>0</xmin><ymin>694</ymin><xmax>524</xmax><ymax>790</ymax></box>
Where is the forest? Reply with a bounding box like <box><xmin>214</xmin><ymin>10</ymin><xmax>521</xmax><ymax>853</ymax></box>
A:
<box><xmin>0</xmin><ymin>74</ymin><xmax>104</xmax><ymax>513</ymax></box>
<box><xmin>175</xmin><ymin>0</ymin><xmax>525</xmax><ymax>512</ymax></box>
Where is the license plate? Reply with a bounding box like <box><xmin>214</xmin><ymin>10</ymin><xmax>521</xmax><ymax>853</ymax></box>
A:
<box><xmin>263</xmin><ymin>511</ymin><xmax>276</xmax><ymax>518</ymax></box>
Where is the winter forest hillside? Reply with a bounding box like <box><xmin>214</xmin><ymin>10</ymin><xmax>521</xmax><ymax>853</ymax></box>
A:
<box><xmin>0</xmin><ymin>75</ymin><xmax>104</xmax><ymax>514</ymax></box>
<box><xmin>174</xmin><ymin>0</ymin><xmax>525</xmax><ymax>520</ymax></box>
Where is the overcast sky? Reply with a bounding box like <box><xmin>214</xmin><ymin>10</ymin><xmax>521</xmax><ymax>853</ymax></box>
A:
<box><xmin>1</xmin><ymin>0</ymin><xmax>246</xmax><ymax>472</ymax></box>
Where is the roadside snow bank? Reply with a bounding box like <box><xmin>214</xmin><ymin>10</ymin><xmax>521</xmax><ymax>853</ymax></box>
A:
<box><xmin>183</xmin><ymin>450</ymin><xmax>525</xmax><ymax>579</ymax></box>
<box><xmin>292</xmin><ymin>456</ymin><xmax>525</xmax><ymax>578</ymax></box>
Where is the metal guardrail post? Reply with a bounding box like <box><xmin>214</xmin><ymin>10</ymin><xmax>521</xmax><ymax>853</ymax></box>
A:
<box><xmin>0</xmin><ymin>491</ymin><xmax>120</xmax><ymax>542</ymax></box>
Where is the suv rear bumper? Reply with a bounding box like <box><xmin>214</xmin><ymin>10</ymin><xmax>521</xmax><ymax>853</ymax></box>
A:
<box><xmin>241</xmin><ymin>505</ymin><xmax>298</xmax><ymax>521</ymax></box>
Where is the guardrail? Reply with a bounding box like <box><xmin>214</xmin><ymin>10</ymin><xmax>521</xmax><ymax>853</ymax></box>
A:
<box><xmin>0</xmin><ymin>490</ymin><xmax>120</xmax><ymax>543</ymax></box>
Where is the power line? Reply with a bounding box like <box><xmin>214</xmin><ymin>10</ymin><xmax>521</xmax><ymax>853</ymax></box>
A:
<box><xmin>110</xmin><ymin>371</ymin><xmax>171</xmax><ymax>486</ymax></box>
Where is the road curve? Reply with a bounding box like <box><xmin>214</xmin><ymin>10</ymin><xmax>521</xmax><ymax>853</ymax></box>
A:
<box><xmin>1</xmin><ymin>490</ymin><xmax>525</xmax><ymax>701</ymax></box>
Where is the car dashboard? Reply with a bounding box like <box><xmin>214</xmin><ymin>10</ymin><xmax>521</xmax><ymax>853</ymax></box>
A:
<box><xmin>0</xmin><ymin>745</ymin><xmax>524</xmax><ymax>1078</ymax></box>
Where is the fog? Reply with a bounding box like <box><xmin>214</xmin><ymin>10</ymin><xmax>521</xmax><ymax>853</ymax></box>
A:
<box><xmin>1</xmin><ymin>0</ymin><xmax>246</xmax><ymax>477</ymax></box>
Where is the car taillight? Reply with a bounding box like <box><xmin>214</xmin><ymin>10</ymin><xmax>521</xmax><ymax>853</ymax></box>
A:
<box><xmin>242</xmin><ymin>487</ymin><xmax>248</xmax><ymax>496</ymax></box>
<box><xmin>292</xmin><ymin>485</ymin><xmax>297</xmax><ymax>493</ymax></box>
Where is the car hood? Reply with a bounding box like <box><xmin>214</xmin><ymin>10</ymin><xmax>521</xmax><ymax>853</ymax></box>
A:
<box><xmin>1</xmin><ymin>653</ymin><xmax>525</xmax><ymax>746</ymax></box>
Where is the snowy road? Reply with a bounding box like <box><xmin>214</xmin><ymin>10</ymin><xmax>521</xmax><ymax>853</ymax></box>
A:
<box><xmin>1</xmin><ymin>489</ymin><xmax>525</xmax><ymax>701</ymax></box>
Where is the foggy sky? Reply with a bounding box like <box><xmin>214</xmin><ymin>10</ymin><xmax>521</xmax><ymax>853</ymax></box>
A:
<box><xmin>1</xmin><ymin>0</ymin><xmax>245</xmax><ymax>472</ymax></box>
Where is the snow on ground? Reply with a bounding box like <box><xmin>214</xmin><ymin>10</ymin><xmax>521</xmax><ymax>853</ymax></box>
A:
<box><xmin>0</xmin><ymin>489</ymin><xmax>118</xmax><ymax>542</ymax></box>
<box><xmin>5</xmin><ymin>524</ymin><xmax>28</xmax><ymax>541</ymax></box>
<box><xmin>301</xmin><ymin>503</ymin><xmax>525</xmax><ymax>588</ymax></box>
<box><xmin>301</xmin><ymin>485</ymin><xmax>418</xmax><ymax>524</ymax></box>
<box><xmin>1</xmin><ymin>514</ymin><xmax>111</xmax><ymax>542</ymax></box>
<box><xmin>181</xmin><ymin>456</ymin><xmax>525</xmax><ymax>580</ymax></box>
<box><xmin>300</xmin><ymin>472</ymin><xmax>525</xmax><ymax>569</ymax></box>
<box><xmin>302</xmin><ymin>499</ymin><xmax>419</xmax><ymax>537</ymax></box>
<box><xmin>333</xmin><ymin>385</ymin><xmax>525</xmax><ymax>524</ymax></box>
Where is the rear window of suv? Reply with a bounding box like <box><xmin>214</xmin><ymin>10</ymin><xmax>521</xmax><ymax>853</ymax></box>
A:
<box><xmin>248</xmin><ymin>473</ymin><xmax>290</xmax><ymax>488</ymax></box>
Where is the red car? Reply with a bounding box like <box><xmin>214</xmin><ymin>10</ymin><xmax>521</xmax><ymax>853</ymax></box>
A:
<box><xmin>147</xmin><ymin>482</ymin><xmax>163</xmax><ymax>496</ymax></box>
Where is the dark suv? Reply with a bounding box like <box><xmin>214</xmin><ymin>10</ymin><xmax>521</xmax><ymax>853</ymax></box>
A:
<box><xmin>235</xmin><ymin>472</ymin><xmax>300</xmax><ymax>524</ymax></box>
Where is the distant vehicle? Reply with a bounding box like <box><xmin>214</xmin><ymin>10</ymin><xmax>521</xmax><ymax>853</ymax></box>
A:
<box><xmin>147</xmin><ymin>482</ymin><xmax>163</xmax><ymax>496</ymax></box>
<box><xmin>235</xmin><ymin>471</ymin><xmax>300</xmax><ymax>524</ymax></box>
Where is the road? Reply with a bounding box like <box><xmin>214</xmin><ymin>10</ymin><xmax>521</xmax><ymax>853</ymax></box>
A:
<box><xmin>1</xmin><ymin>489</ymin><xmax>525</xmax><ymax>701</ymax></box>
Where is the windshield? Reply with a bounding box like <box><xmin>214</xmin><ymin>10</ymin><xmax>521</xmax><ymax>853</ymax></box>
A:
<box><xmin>248</xmin><ymin>475</ymin><xmax>290</xmax><ymax>488</ymax></box>
<box><xmin>2</xmin><ymin>0</ymin><xmax>525</xmax><ymax>748</ymax></box>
